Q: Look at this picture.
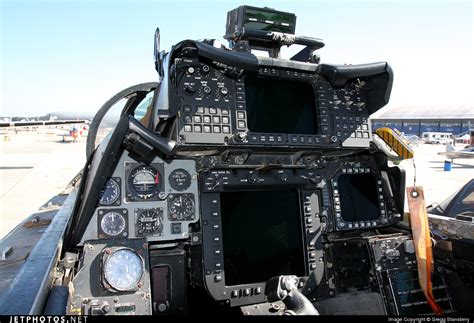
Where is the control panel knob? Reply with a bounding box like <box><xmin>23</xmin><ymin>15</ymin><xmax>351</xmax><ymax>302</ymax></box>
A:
<box><xmin>247</xmin><ymin>173</ymin><xmax>259</xmax><ymax>184</ymax></box>
<box><xmin>203</xmin><ymin>86</ymin><xmax>212</xmax><ymax>94</ymax></box>
<box><xmin>277</xmin><ymin>173</ymin><xmax>288</xmax><ymax>182</ymax></box>
<box><xmin>201</xmin><ymin>64</ymin><xmax>210</xmax><ymax>74</ymax></box>
<box><xmin>184</xmin><ymin>84</ymin><xmax>196</xmax><ymax>95</ymax></box>
<box><xmin>187</xmin><ymin>66</ymin><xmax>195</xmax><ymax>74</ymax></box>
<box><xmin>220</xmin><ymin>87</ymin><xmax>228</xmax><ymax>96</ymax></box>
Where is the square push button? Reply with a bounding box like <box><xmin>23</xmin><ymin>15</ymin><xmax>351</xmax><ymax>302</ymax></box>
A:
<box><xmin>171</xmin><ymin>223</ymin><xmax>182</xmax><ymax>234</ymax></box>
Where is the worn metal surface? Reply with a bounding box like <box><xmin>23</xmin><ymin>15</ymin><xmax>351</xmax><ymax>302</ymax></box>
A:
<box><xmin>0</xmin><ymin>190</ymin><xmax>77</xmax><ymax>315</ymax></box>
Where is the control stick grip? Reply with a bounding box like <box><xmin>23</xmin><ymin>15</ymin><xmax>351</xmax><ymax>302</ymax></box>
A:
<box><xmin>265</xmin><ymin>275</ymin><xmax>319</xmax><ymax>315</ymax></box>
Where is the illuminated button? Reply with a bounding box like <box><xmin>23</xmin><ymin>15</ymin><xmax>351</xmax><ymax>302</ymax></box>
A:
<box><xmin>268</xmin><ymin>135</ymin><xmax>275</xmax><ymax>143</ymax></box>
<box><xmin>342</xmin><ymin>123</ymin><xmax>348</xmax><ymax>129</ymax></box>
<box><xmin>322</xmin><ymin>126</ymin><xmax>329</xmax><ymax>133</ymax></box>
<box><xmin>222</xmin><ymin>116</ymin><xmax>230</xmax><ymax>124</ymax></box>
<box><xmin>291</xmin><ymin>136</ymin><xmax>298</xmax><ymax>143</ymax></box>
<box><xmin>203</xmin><ymin>115</ymin><xmax>211</xmax><ymax>123</ymax></box>
<box><xmin>236</xmin><ymin>94</ymin><xmax>245</xmax><ymax>101</ymax></box>
<box><xmin>259</xmin><ymin>135</ymin><xmax>267</xmax><ymax>142</ymax></box>
<box><xmin>214</xmin><ymin>275</ymin><xmax>222</xmax><ymax>282</ymax></box>
<box><xmin>250</xmin><ymin>134</ymin><xmax>258</xmax><ymax>142</ymax></box>
<box><xmin>350</xmin><ymin>132</ymin><xmax>356</xmax><ymax>138</ymax></box>
<box><xmin>237</xmin><ymin>103</ymin><xmax>245</xmax><ymax>109</ymax></box>
<box><xmin>255</xmin><ymin>287</ymin><xmax>262</xmax><ymax>295</ymax></box>
<box><xmin>184</xmin><ymin>115</ymin><xmax>192</xmax><ymax>123</ymax></box>
<box><xmin>335</xmin><ymin>115</ymin><xmax>341</xmax><ymax>121</ymax></box>
<box><xmin>221</xmin><ymin>109</ymin><xmax>229</xmax><ymax>115</ymax></box>
<box><xmin>213</xmin><ymin>237</ymin><xmax>220</xmax><ymax>242</ymax></box>
<box><xmin>237</xmin><ymin>111</ymin><xmax>245</xmax><ymax>119</ymax></box>
<box><xmin>363</xmin><ymin>132</ymin><xmax>370</xmax><ymax>139</ymax></box>
<box><xmin>362</xmin><ymin>124</ymin><xmax>368</xmax><ymax>130</ymax></box>
<box><xmin>213</xmin><ymin>125</ymin><xmax>221</xmax><ymax>133</ymax></box>
<box><xmin>212</xmin><ymin>116</ymin><xmax>220</xmax><ymax>123</ymax></box>
<box><xmin>348</xmin><ymin>116</ymin><xmax>354</xmax><ymax>122</ymax></box>
<box><xmin>196</xmin><ymin>106</ymin><xmax>205</xmax><ymax>114</ymax></box>
<box><xmin>211</xmin><ymin>199</ymin><xmax>218</xmax><ymax>205</ymax></box>
<box><xmin>299</xmin><ymin>136</ymin><xmax>306</xmax><ymax>143</ymax></box>
<box><xmin>320</xmin><ymin>109</ymin><xmax>328</xmax><ymax>115</ymax></box>
<box><xmin>194</xmin><ymin>125</ymin><xmax>202</xmax><ymax>133</ymax></box>
<box><xmin>231</xmin><ymin>290</ymin><xmax>239</xmax><ymax>298</ymax></box>
<box><xmin>372</xmin><ymin>221</ymin><xmax>377</xmax><ymax>226</ymax></box>
<box><xmin>237</xmin><ymin>121</ymin><xmax>246</xmax><ymax>129</ymax></box>
<box><xmin>306</xmin><ymin>218</ymin><xmax>313</xmax><ymax>224</ymax></box>
<box><xmin>243</xmin><ymin>288</ymin><xmax>251</xmax><ymax>296</ymax></box>
<box><xmin>310</xmin><ymin>263</ymin><xmax>316</xmax><ymax>270</ymax></box>
<box><xmin>354</xmin><ymin>223</ymin><xmax>359</xmax><ymax>228</ymax></box>
<box><xmin>194</xmin><ymin>115</ymin><xmax>202</xmax><ymax>123</ymax></box>
<box><xmin>209</xmin><ymin>107</ymin><xmax>217</xmax><ymax>114</ymax></box>
<box><xmin>215</xmin><ymin>262</ymin><xmax>222</xmax><ymax>269</ymax></box>
<box><xmin>341</xmin><ymin>115</ymin><xmax>348</xmax><ymax>121</ymax></box>
<box><xmin>276</xmin><ymin>135</ymin><xmax>284</xmax><ymax>143</ymax></box>
<box><xmin>203</xmin><ymin>125</ymin><xmax>211</xmax><ymax>133</ymax></box>
<box><xmin>222</xmin><ymin>126</ymin><xmax>230</xmax><ymax>134</ymax></box>
<box><xmin>184</xmin><ymin>125</ymin><xmax>192</xmax><ymax>132</ymax></box>
<box><xmin>360</xmin><ymin>222</ymin><xmax>365</xmax><ymax>227</ymax></box>
<box><xmin>335</xmin><ymin>123</ymin><xmax>341</xmax><ymax>129</ymax></box>
<box><xmin>214</xmin><ymin>249</ymin><xmax>221</xmax><ymax>255</ymax></box>
<box><xmin>355</xmin><ymin>116</ymin><xmax>361</xmax><ymax>122</ymax></box>
<box><xmin>212</xmin><ymin>211</ymin><xmax>219</xmax><ymax>217</ymax></box>
<box><xmin>348</xmin><ymin>223</ymin><xmax>353</xmax><ymax>229</ymax></box>
<box><xmin>321</xmin><ymin>116</ymin><xmax>329</xmax><ymax>123</ymax></box>
<box><xmin>212</xmin><ymin>224</ymin><xmax>219</xmax><ymax>230</ymax></box>
<box><xmin>349</xmin><ymin>124</ymin><xmax>356</xmax><ymax>131</ymax></box>
<box><xmin>235</xmin><ymin>85</ymin><xmax>244</xmax><ymax>92</ymax></box>
<box><xmin>183</xmin><ymin>105</ymin><xmax>192</xmax><ymax>113</ymax></box>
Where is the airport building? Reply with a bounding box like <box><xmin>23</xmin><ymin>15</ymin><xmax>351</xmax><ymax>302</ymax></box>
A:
<box><xmin>371</xmin><ymin>105</ymin><xmax>474</xmax><ymax>136</ymax></box>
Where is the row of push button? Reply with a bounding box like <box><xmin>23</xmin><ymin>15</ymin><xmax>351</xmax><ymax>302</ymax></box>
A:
<box><xmin>231</xmin><ymin>286</ymin><xmax>262</xmax><ymax>298</ymax></box>
<box><xmin>183</xmin><ymin>124</ymin><xmax>231</xmax><ymax>134</ymax></box>
<box><xmin>184</xmin><ymin>115</ymin><xmax>230</xmax><ymax>124</ymax></box>
<box><xmin>183</xmin><ymin>105</ymin><xmax>229</xmax><ymax>115</ymax></box>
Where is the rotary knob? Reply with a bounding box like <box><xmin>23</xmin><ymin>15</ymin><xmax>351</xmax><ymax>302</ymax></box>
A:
<box><xmin>247</xmin><ymin>173</ymin><xmax>259</xmax><ymax>184</ymax></box>
<box><xmin>201</xmin><ymin>65</ymin><xmax>210</xmax><ymax>74</ymax></box>
<box><xmin>277</xmin><ymin>173</ymin><xmax>288</xmax><ymax>182</ymax></box>
<box><xmin>203</xmin><ymin>86</ymin><xmax>212</xmax><ymax>94</ymax></box>
<box><xmin>184</xmin><ymin>84</ymin><xmax>196</xmax><ymax>95</ymax></box>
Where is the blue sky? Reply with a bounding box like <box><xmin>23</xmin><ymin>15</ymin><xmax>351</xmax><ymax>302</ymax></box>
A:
<box><xmin>1</xmin><ymin>0</ymin><xmax>472</xmax><ymax>117</ymax></box>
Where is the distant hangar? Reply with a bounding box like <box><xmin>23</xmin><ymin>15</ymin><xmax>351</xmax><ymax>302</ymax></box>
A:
<box><xmin>371</xmin><ymin>105</ymin><xmax>474</xmax><ymax>136</ymax></box>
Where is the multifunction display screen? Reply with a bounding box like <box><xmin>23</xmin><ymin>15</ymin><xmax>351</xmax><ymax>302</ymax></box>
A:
<box><xmin>338</xmin><ymin>174</ymin><xmax>380</xmax><ymax>222</ymax></box>
<box><xmin>244</xmin><ymin>77</ymin><xmax>317</xmax><ymax>134</ymax></box>
<box><xmin>220</xmin><ymin>190</ymin><xmax>306</xmax><ymax>285</ymax></box>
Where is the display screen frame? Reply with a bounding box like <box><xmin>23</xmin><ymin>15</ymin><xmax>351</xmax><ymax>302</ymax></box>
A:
<box><xmin>243</xmin><ymin>75</ymin><xmax>318</xmax><ymax>135</ymax></box>
<box><xmin>219</xmin><ymin>188</ymin><xmax>307</xmax><ymax>286</ymax></box>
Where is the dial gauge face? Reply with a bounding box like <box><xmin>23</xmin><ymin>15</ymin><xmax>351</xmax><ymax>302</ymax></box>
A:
<box><xmin>98</xmin><ymin>178</ymin><xmax>120</xmax><ymax>205</ymax></box>
<box><xmin>168</xmin><ymin>194</ymin><xmax>195</xmax><ymax>221</ymax></box>
<box><xmin>169</xmin><ymin>169</ymin><xmax>191</xmax><ymax>191</ymax></box>
<box><xmin>103</xmin><ymin>248</ymin><xmax>144</xmax><ymax>291</ymax></box>
<box><xmin>136</xmin><ymin>209</ymin><xmax>163</xmax><ymax>235</ymax></box>
<box><xmin>100</xmin><ymin>211</ymin><xmax>126</xmax><ymax>236</ymax></box>
<box><xmin>129</xmin><ymin>166</ymin><xmax>161</xmax><ymax>199</ymax></box>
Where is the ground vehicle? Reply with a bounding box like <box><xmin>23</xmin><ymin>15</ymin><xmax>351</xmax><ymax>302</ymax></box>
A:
<box><xmin>0</xmin><ymin>5</ymin><xmax>472</xmax><ymax>316</ymax></box>
<box><xmin>422</xmin><ymin>131</ymin><xmax>453</xmax><ymax>144</ymax></box>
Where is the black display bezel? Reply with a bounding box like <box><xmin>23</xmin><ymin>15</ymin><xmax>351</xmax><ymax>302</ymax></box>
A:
<box><xmin>199</xmin><ymin>169</ymin><xmax>323</xmax><ymax>307</ymax></box>
<box><xmin>331</xmin><ymin>165</ymin><xmax>388</xmax><ymax>231</ymax></box>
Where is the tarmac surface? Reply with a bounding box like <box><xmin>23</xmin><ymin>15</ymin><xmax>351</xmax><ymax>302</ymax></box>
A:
<box><xmin>0</xmin><ymin>130</ymin><xmax>86</xmax><ymax>238</ymax></box>
<box><xmin>0</xmin><ymin>131</ymin><xmax>473</xmax><ymax>239</ymax></box>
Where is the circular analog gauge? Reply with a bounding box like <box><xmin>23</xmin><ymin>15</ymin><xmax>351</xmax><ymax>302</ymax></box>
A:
<box><xmin>98</xmin><ymin>178</ymin><xmax>120</xmax><ymax>205</ymax></box>
<box><xmin>129</xmin><ymin>166</ymin><xmax>161</xmax><ymax>199</ymax></box>
<box><xmin>168</xmin><ymin>194</ymin><xmax>195</xmax><ymax>221</ymax></box>
<box><xmin>103</xmin><ymin>248</ymin><xmax>144</xmax><ymax>291</ymax></box>
<box><xmin>136</xmin><ymin>209</ymin><xmax>163</xmax><ymax>235</ymax></box>
<box><xmin>100</xmin><ymin>211</ymin><xmax>126</xmax><ymax>236</ymax></box>
<box><xmin>169</xmin><ymin>169</ymin><xmax>191</xmax><ymax>191</ymax></box>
